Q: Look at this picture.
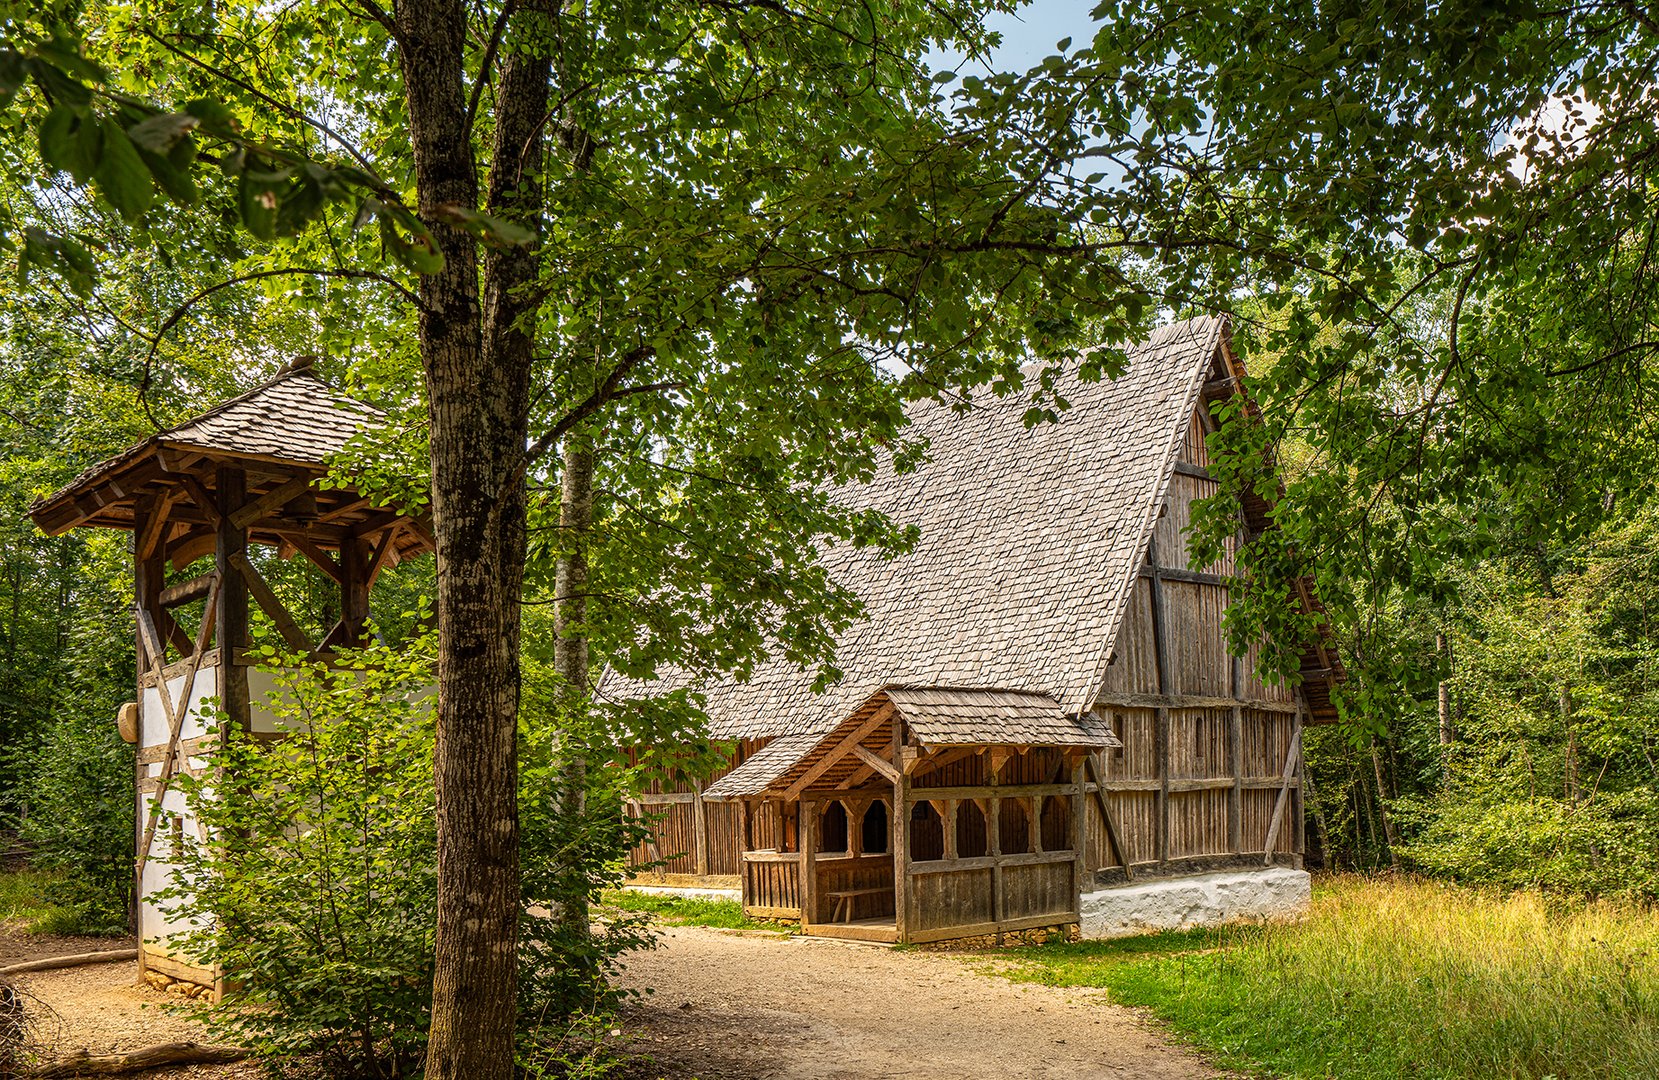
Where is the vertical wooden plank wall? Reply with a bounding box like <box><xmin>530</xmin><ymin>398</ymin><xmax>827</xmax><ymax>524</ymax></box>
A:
<box><xmin>1091</xmin><ymin>406</ymin><xmax>1303</xmax><ymax>879</ymax></box>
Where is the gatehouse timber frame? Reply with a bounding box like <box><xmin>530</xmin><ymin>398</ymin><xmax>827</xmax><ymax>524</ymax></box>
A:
<box><xmin>28</xmin><ymin>358</ymin><xmax>432</xmax><ymax>994</ymax></box>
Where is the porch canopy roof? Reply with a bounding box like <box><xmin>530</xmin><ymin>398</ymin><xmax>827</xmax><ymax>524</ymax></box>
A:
<box><xmin>705</xmin><ymin>685</ymin><xmax>1120</xmax><ymax>800</ymax></box>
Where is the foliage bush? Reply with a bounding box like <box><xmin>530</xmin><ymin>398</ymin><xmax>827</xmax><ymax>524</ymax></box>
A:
<box><xmin>163</xmin><ymin>631</ymin><xmax>666</xmax><ymax>1078</ymax></box>
<box><xmin>164</xmin><ymin>638</ymin><xmax>439</xmax><ymax>1078</ymax></box>
<box><xmin>15</xmin><ymin>704</ymin><xmax>133</xmax><ymax>935</ymax></box>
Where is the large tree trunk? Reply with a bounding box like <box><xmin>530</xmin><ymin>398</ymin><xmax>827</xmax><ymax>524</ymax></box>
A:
<box><xmin>395</xmin><ymin>0</ymin><xmax>549</xmax><ymax>1075</ymax></box>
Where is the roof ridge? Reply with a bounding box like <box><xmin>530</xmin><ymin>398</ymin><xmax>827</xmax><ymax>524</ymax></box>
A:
<box><xmin>157</xmin><ymin>364</ymin><xmax>382</xmax><ymax>442</ymax></box>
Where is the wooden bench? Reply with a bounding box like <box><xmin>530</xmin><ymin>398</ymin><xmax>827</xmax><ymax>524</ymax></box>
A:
<box><xmin>826</xmin><ymin>888</ymin><xmax>888</xmax><ymax>923</ymax></box>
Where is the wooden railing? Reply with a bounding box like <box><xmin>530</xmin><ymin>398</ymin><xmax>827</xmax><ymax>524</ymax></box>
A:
<box><xmin>740</xmin><ymin>850</ymin><xmax>801</xmax><ymax>918</ymax></box>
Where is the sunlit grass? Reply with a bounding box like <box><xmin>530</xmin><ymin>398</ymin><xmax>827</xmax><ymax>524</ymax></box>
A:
<box><xmin>0</xmin><ymin>868</ymin><xmax>78</xmax><ymax>934</ymax></box>
<box><xmin>996</xmin><ymin>875</ymin><xmax>1659</xmax><ymax>1080</ymax></box>
<box><xmin>597</xmin><ymin>889</ymin><xmax>790</xmax><ymax>932</ymax></box>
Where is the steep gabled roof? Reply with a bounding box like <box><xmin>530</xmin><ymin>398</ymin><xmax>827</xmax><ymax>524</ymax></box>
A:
<box><xmin>605</xmin><ymin>316</ymin><xmax>1233</xmax><ymax>741</ymax></box>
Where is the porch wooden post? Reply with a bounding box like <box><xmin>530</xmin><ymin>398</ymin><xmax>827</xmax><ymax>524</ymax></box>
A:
<box><xmin>1070</xmin><ymin>759</ymin><xmax>1086</xmax><ymax>927</ymax></box>
<box><xmin>691</xmin><ymin>779</ymin><xmax>709</xmax><ymax>877</ymax></box>
<box><xmin>339</xmin><ymin>534</ymin><xmax>370</xmax><ymax>647</ymax></box>
<box><xmin>891</xmin><ymin>711</ymin><xmax>909</xmax><ymax>941</ymax></box>
<box><xmin>800</xmin><ymin>799</ymin><xmax>818</xmax><ymax>928</ymax></box>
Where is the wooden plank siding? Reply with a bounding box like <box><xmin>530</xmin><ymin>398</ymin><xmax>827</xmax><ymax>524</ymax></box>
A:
<box><xmin>1091</xmin><ymin>403</ymin><xmax>1303</xmax><ymax>880</ymax></box>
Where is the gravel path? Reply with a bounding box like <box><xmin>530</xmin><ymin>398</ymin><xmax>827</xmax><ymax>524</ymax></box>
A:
<box><xmin>616</xmin><ymin>926</ymin><xmax>1227</xmax><ymax>1080</ymax></box>
<box><xmin>6</xmin><ymin>925</ymin><xmax>1224</xmax><ymax>1079</ymax></box>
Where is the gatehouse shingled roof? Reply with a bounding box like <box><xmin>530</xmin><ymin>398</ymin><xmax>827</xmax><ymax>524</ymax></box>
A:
<box><xmin>604</xmin><ymin>316</ymin><xmax>1264</xmax><ymax>742</ymax></box>
<box><xmin>30</xmin><ymin>360</ymin><xmax>383</xmax><ymax>536</ymax></box>
<box><xmin>27</xmin><ymin>360</ymin><xmax>432</xmax><ymax>566</ymax></box>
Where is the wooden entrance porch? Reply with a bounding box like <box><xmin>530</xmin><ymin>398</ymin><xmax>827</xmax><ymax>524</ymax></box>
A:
<box><xmin>713</xmin><ymin>686</ymin><xmax>1119</xmax><ymax>944</ymax></box>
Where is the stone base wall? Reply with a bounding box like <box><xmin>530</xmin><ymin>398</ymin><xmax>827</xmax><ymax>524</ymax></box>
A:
<box><xmin>1079</xmin><ymin>868</ymin><xmax>1311</xmax><ymax>939</ymax></box>
<box><xmin>622</xmin><ymin>884</ymin><xmax>743</xmax><ymax>903</ymax></box>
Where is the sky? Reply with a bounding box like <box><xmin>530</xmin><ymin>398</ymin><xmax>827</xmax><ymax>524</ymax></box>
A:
<box><xmin>936</xmin><ymin>0</ymin><xmax>1101</xmax><ymax>76</ymax></box>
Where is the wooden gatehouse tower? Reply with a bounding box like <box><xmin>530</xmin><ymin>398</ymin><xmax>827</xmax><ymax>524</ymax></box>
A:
<box><xmin>27</xmin><ymin>358</ymin><xmax>432</xmax><ymax>990</ymax></box>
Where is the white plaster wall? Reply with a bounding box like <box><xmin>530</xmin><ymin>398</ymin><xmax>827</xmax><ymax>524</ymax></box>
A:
<box><xmin>1079</xmin><ymin>868</ymin><xmax>1311</xmax><ymax>939</ymax></box>
<box><xmin>137</xmin><ymin>662</ymin><xmax>221</xmax><ymax>954</ymax></box>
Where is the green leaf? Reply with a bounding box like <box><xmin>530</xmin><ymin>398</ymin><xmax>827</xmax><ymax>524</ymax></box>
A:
<box><xmin>92</xmin><ymin>118</ymin><xmax>152</xmax><ymax>220</ymax></box>
<box><xmin>240</xmin><ymin>169</ymin><xmax>280</xmax><ymax>240</ymax></box>
<box><xmin>127</xmin><ymin>112</ymin><xmax>199</xmax><ymax>154</ymax></box>
<box><xmin>39</xmin><ymin>106</ymin><xmax>101</xmax><ymax>184</ymax></box>
<box><xmin>135</xmin><ymin>145</ymin><xmax>198</xmax><ymax>206</ymax></box>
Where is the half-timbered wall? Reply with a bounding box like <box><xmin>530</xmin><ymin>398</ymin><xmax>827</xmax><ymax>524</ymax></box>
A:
<box><xmin>1090</xmin><ymin>404</ymin><xmax>1305</xmax><ymax>881</ymax></box>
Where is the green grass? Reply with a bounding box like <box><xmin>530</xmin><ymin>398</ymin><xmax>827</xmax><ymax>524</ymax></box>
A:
<box><xmin>0</xmin><ymin>868</ymin><xmax>79</xmax><ymax>933</ymax></box>
<box><xmin>598</xmin><ymin>889</ymin><xmax>790</xmax><ymax>932</ymax></box>
<box><xmin>993</xmin><ymin>875</ymin><xmax>1659</xmax><ymax>1080</ymax></box>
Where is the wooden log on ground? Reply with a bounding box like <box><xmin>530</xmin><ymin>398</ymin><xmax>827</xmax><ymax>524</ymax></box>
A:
<box><xmin>28</xmin><ymin>1041</ymin><xmax>250</xmax><ymax>1077</ymax></box>
<box><xmin>0</xmin><ymin>950</ymin><xmax>138</xmax><ymax>978</ymax></box>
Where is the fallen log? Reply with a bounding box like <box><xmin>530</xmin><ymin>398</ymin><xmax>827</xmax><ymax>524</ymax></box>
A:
<box><xmin>28</xmin><ymin>1041</ymin><xmax>249</xmax><ymax>1077</ymax></box>
<box><xmin>0</xmin><ymin>950</ymin><xmax>138</xmax><ymax>978</ymax></box>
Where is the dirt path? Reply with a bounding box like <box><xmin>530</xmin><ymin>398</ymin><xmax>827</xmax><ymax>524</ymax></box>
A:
<box><xmin>3</xmin><ymin>958</ymin><xmax>256</xmax><ymax>1080</ymax></box>
<box><xmin>5</xmin><ymin>926</ymin><xmax>1222</xmax><ymax>1079</ymax></box>
<box><xmin>617</xmin><ymin>927</ymin><xmax>1228</xmax><ymax>1080</ymax></box>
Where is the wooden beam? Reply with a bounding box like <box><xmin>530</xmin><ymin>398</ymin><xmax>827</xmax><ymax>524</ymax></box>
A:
<box><xmin>167</xmin><ymin>527</ymin><xmax>217</xmax><ymax>572</ymax></box>
<box><xmin>155</xmin><ymin>608</ymin><xmax>195</xmax><ymax>657</ymax></box>
<box><xmin>692</xmin><ymin>780</ymin><xmax>710</xmax><ymax>877</ymax></box>
<box><xmin>176</xmin><ymin>475</ymin><xmax>221</xmax><ymax>529</ymax></box>
<box><xmin>1084</xmin><ymin>752</ymin><xmax>1132</xmax><ymax>880</ymax></box>
<box><xmin>364</xmin><ymin>525</ymin><xmax>400</xmax><ymax>586</ymax></box>
<box><xmin>893</xmin><ymin>716</ymin><xmax>910</xmax><ymax>942</ymax></box>
<box><xmin>136</xmin><ymin>575</ymin><xmax>220</xmax><ymax>874</ymax></box>
<box><xmin>1173</xmin><ymin>461</ymin><xmax>1213</xmax><ymax>481</ymax></box>
<box><xmin>1147</xmin><ymin>542</ymin><xmax>1172</xmax><ymax>871</ymax></box>
<box><xmin>229</xmin><ymin>476</ymin><xmax>314</xmax><ymax>530</ymax></box>
<box><xmin>1262</xmin><ymin>700</ymin><xmax>1304</xmax><ymax>864</ymax></box>
<box><xmin>1139</xmin><ymin>564</ymin><xmax>1229</xmax><ymax>587</ymax></box>
<box><xmin>230</xmin><ymin>553</ymin><xmax>312</xmax><ymax>653</ymax></box>
<box><xmin>271</xmin><ymin>529</ymin><xmax>343</xmax><ymax>583</ymax></box>
<box><xmin>135</xmin><ymin>496</ymin><xmax>175</xmax><ymax>561</ymax></box>
<box><xmin>851</xmin><ymin>743</ymin><xmax>900</xmax><ymax>784</ymax></box>
<box><xmin>1093</xmin><ymin>690</ymin><xmax>1299</xmax><ymax>715</ymax></box>
<box><xmin>782</xmin><ymin>708</ymin><xmax>891</xmax><ymax>799</ymax></box>
<box><xmin>159</xmin><ymin>572</ymin><xmax>215</xmax><ymax>609</ymax></box>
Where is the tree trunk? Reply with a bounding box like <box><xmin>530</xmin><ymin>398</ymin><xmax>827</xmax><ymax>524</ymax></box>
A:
<box><xmin>553</xmin><ymin>430</ymin><xmax>596</xmax><ymax>936</ymax></box>
<box><xmin>1370</xmin><ymin>738</ymin><xmax>1401</xmax><ymax>868</ymax></box>
<box><xmin>1436</xmin><ymin>632</ymin><xmax>1453</xmax><ymax>783</ymax></box>
<box><xmin>1561</xmin><ymin>685</ymin><xmax>1579</xmax><ymax>805</ymax></box>
<box><xmin>395</xmin><ymin>0</ymin><xmax>546</xmax><ymax>1075</ymax></box>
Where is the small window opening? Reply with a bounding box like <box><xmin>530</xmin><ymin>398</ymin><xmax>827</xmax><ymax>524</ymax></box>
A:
<box><xmin>1040</xmin><ymin>796</ymin><xmax>1073</xmax><ymax>852</ymax></box>
<box><xmin>860</xmin><ymin>801</ymin><xmax>889</xmax><ymax>854</ymax></box>
<box><xmin>999</xmin><ymin>799</ymin><xmax>1033</xmax><ymax>855</ymax></box>
<box><xmin>909</xmin><ymin>801</ymin><xmax>944</xmax><ymax>861</ymax></box>
<box><xmin>955</xmin><ymin>800</ymin><xmax>989</xmax><ymax>858</ymax></box>
<box><xmin>819</xmin><ymin>801</ymin><xmax>849</xmax><ymax>854</ymax></box>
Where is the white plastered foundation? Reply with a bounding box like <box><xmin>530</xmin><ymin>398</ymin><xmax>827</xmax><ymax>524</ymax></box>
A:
<box><xmin>1079</xmin><ymin>868</ymin><xmax>1311</xmax><ymax>939</ymax></box>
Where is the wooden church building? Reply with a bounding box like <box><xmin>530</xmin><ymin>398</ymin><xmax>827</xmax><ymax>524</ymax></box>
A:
<box><xmin>614</xmin><ymin>316</ymin><xmax>1342</xmax><ymax>943</ymax></box>
<box><xmin>27</xmin><ymin>359</ymin><xmax>432</xmax><ymax>991</ymax></box>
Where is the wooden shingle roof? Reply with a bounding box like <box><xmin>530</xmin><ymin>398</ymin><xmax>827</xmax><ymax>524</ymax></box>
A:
<box><xmin>881</xmin><ymin>687</ymin><xmax>1119</xmax><ymax>748</ymax></box>
<box><xmin>605</xmin><ymin>316</ymin><xmax>1240</xmax><ymax>741</ymax></box>
<box><xmin>704</xmin><ymin>686</ymin><xmax>1119</xmax><ymax>799</ymax></box>
<box><xmin>27</xmin><ymin>359</ymin><xmax>431</xmax><ymax>566</ymax></box>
